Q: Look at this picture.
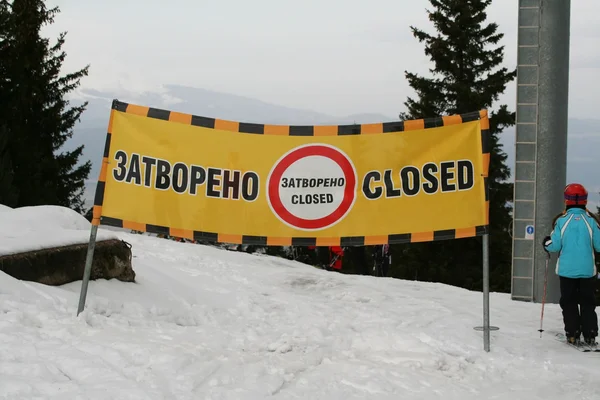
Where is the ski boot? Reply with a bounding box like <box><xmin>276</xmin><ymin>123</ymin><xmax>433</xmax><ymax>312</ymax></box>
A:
<box><xmin>584</xmin><ymin>337</ymin><xmax>598</xmax><ymax>349</ymax></box>
<box><xmin>567</xmin><ymin>336</ymin><xmax>580</xmax><ymax>345</ymax></box>
<box><xmin>565</xmin><ymin>331</ymin><xmax>581</xmax><ymax>345</ymax></box>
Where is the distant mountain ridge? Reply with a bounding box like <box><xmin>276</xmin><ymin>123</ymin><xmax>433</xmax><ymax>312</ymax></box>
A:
<box><xmin>78</xmin><ymin>85</ymin><xmax>394</xmax><ymax>125</ymax></box>
<box><xmin>64</xmin><ymin>84</ymin><xmax>600</xmax><ymax>210</ymax></box>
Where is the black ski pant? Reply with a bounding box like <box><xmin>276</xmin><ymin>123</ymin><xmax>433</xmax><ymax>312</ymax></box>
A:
<box><xmin>559</xmin><ymin>276</ymin><xmax>598</xmax><ymax>338</ymax></box>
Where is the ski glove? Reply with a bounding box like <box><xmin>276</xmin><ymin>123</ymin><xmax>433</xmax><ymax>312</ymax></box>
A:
<box><xmin>542</xmin><ymin>235</ymin><xmax>552</xmax><ymax>248</ymax></box>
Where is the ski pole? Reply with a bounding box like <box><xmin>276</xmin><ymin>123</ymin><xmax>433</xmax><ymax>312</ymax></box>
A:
<box><xmin>538</xmin><ymin>251</ymin><xmax>551</xmax><ymax>338</ymax></box>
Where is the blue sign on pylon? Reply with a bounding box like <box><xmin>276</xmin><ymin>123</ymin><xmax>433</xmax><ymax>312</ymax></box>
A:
<box><xmin>525</xmin><ymin>225</ymin><xmax>535</xmax><ymax>240</ymax></box>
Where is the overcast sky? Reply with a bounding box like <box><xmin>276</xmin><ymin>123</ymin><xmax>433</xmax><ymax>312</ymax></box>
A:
<box><xmin>44</xmin><ymin>0</ymin><xmax>600</xmax><ymax>119</ymax></box>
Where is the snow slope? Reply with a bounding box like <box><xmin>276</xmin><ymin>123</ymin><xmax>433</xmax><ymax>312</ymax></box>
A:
<box><xmin>1</xmin><ymin>207</ymin><xmax>600</xmax><ymax>399</ymax></box>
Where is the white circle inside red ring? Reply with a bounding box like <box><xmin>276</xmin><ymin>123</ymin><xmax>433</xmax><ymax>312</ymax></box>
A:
<box><xmin>266</xmin><ymin>144</ymin><xmax>357</xmax><ymax>231</ymax></box>
<box><xmin>279</xmin><ymin>156</ymin><xmax>344</xmax><ymax>220</ymax></box>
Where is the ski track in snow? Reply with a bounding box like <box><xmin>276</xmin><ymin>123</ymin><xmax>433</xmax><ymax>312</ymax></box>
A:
<box><xmin>1</xmin><ymin>230</ymin><xmax>600</xmax><ymax>399</ymax></box>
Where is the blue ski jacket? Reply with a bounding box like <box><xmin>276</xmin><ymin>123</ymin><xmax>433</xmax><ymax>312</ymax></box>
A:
<box><xmin>544</xmin><ymin>207</ymin><xmax>600</xmax><ymax>279</ymax></box>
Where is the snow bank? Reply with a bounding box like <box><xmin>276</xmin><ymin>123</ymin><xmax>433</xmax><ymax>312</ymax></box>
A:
<box><xmin>0</xmin><ymin>205</ymin><xmax>117</xmax><ymax>256</ymax></box>
<box><xmin>1</xmin><ymin>225</ymin><xmax>599</xmax><ymax>399</ymax></box>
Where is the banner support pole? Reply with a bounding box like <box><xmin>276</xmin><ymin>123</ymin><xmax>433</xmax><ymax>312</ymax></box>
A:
<box><xmin>77</xmin><ymin>224</ymin><xmax>99</xmax><ymax>316</ymax></box>
<box><xmin>482</xmin><ymin>232</ymin><xmax>490</xmax><ymax>352</ymax></box>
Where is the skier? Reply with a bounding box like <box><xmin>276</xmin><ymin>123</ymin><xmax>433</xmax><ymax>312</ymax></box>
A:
<box><xmin>329</xmin><ymin>246</ymin><xmax>344</xmax><ymax>271</ymax></box>
<box><xmin>372</xmin><ymin>245</ymin><xmax>391</xmax><ymax>277</ymax></box>
<box><xmin>543</xmin><ymin>183</ymin><xmax>600</xmax><ymax>346</ymax></box>
<box><xmin>381</xmin><ymin>244</ymin><xmax>391</xmax><ymax>277</ymax></box>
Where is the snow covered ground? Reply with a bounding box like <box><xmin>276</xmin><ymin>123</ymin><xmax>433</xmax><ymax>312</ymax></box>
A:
<box><xmin>1</xmin><ymin>206</ymin><xmax>600</xmax><ymax>399</ymax></box>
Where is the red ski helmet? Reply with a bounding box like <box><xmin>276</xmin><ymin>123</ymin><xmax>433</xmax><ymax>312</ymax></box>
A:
<box><xmin>564</xmin><ymin>183</ymin><xmax>588</xmax><ymax>206</ymax></box>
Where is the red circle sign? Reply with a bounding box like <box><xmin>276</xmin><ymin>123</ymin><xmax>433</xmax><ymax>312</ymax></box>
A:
<box><xmin>266</xmin><ymin>144</ymin><xmax>357</xmax><ymax>231</ymax></box>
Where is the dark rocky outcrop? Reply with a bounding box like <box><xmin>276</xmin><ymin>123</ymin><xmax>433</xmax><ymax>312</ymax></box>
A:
<box><xmin>0</xmin><ymin>239</ymin><xmax>135</xmax><ymax>286</ymax></box>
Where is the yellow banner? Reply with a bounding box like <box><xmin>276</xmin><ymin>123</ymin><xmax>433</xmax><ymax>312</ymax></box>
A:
<box><xmin>92</xmin><ymin>100</ymin><xmax>490</xmax><ymax>246</ymax></box>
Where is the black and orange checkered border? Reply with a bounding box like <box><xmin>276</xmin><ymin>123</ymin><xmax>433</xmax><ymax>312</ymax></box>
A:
<box><xmin>110</xmin><ymin>99</ymin><xmax>490</xmax><ymax>137</ymax></box>
<box><xmin>96</xmin><ymin>216</ymin><xmax>489</xmax><ymax>246</ymax></box>
<box><xmin>90</xmin><ymin>99</ymin><xmax>491</xmax><ymax>246</ymax></box>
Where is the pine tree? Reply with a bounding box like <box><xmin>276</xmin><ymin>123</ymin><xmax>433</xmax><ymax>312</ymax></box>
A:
<box><xmin>391</xmin><ymin>0</ymin><xmax>516</xmax><ymax>292</ymax></box>
<box><xmin>0</xmin><ymin>2</ymin><xmax>17</xmax><ymax>207</ymax></box>
<box><xmin>1</xmin><ymin>0</ymin><xmax>91</xmax><ymax>212</ymax></box>
<box><xmin>0</xmin><ymin>125</ymin><xmax>18</xmax><ymax>207</ymax></box>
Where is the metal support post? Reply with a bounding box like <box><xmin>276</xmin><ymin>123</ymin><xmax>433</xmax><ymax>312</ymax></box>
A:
<box><xmin>77</xmin><ymin>224</ymin><xmax>99</xmax><ymax>316</ymax></box>
<box><xmin>511</xmin><ymin>0</ymin><xmax>571</xmax><ymax>305</ymax></box>
<box><xmin>483</xmin><ymin>233</ymin><xmax>490</xmax><ymax>352</ymax></box>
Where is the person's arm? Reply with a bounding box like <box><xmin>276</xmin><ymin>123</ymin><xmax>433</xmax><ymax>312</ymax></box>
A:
<box><xmin>544</xmin><ymin>219</ymin><xmax>563</xmax><ymax>253</ymax></box>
